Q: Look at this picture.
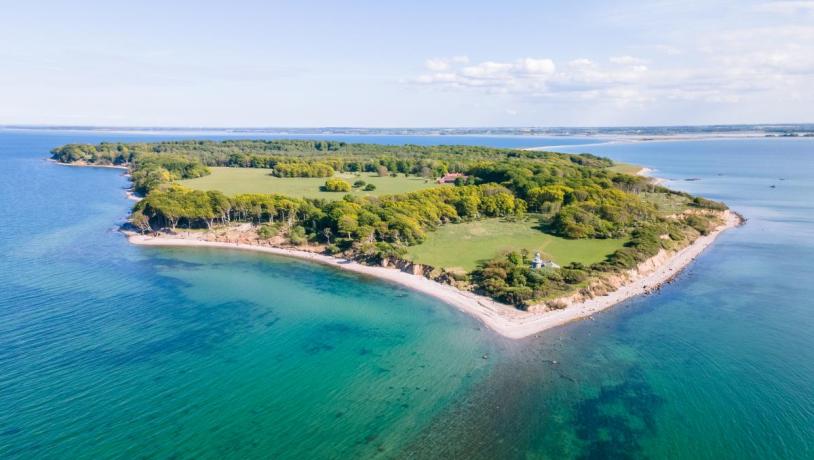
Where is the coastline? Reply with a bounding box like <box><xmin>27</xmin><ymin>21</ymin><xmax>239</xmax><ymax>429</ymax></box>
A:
<box><xmin>50</xmin><ymin>160</ymin><xmax>141</xmax><ymax>201</ymax></box>
<box><xmin>126</xmin><ymin>210</ymin><xmax>741</xmax><ymax>339</ymax></box>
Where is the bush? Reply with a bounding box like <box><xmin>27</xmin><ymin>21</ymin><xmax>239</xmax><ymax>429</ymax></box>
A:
<box><xmin>685</xmin><ymin>215</ymin><xmax>712</xmax><ymax>235</ymax></box>
<box><xmin>257</xmin><ymin>224</ymin><xmax>279</xmax><ymax>240</ymax></box>
<box><xmin>353</xmin><ymin>180</ymin><xmax>366</xmax><ymax>188</ymax></box>
<box><xmin>690</xmin><ymin>197</ymin><xmax>727</xmax><ymax>211</ymax></box>
<box><xmin>289</xmin><ymin>226</ymin><xmax>307</xmax><ymax>244</ymax></box>
<box><xmin>321</xmin><ymin>178</ymin><xmax>352</xmax><ymax>192</ymax></box>
<box><xmin>363</xmin><ymin>183</ymin><xmax>376</xmax><ymax>191</ymax></box>
<box><xmin>449</xmin><ymin>271</ymin><xmax>469</xmax><ymax>282</ymax></box>
<box><xmin>545</xmin><ymin>300</ymin><xmax>568</xmax><ymax>310</ymax></box>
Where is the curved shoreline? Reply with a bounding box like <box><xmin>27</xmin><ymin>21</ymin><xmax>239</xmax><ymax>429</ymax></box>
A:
<box><xmin>127</xmin><ymin>210</ymin><xmax>741</xmax><ymax>339</ymax></box>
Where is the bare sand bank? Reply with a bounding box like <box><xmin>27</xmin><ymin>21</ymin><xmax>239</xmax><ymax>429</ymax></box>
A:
<box><xmin>48</xmin><ymin>159</ymin><xmax>128</xmax><ymax>170</ymax></box>
<box><xmin>126</xmin><ymin>210</ymin><xmax>740</xmax><ymax>339</ymax></box>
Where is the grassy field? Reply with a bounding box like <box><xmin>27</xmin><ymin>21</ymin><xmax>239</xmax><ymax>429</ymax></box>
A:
<box><xmin>179</xmin><ymin>167</ymin><xmax>439</xmax><ymax>199</ymax></box>
<box><xmin>406</xmin><ymin>216</ymin><xmax>627</xmax><ymax>272</ymax></box>
<box><xmin>608</xmin><ymin>163</ymin><xmax>644</xmax><ymax>175</ymax></box>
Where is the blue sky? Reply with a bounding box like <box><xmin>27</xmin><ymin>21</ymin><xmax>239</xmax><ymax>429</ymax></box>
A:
<box><xmin>1</xmin><ymin>0</ymin><xmax>812</xmax><ymax>126</ymax></box>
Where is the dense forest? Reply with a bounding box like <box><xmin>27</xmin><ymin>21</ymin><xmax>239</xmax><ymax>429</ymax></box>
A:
<box><xmin>53</xmin><ymin>140</ymin><xmax>728</xmax><ymax>308</ymax></box>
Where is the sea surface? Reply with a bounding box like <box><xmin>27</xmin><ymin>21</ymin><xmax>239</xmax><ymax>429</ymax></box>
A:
<box><xmin>0</xmin><ymin>129</ymin><xmax>812</xmax><ymax>459</ymax></box>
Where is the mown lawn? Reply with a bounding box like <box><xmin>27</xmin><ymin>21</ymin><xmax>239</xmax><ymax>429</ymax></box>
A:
<box><xmin>406</xmin><ymin>216</ymin><xmax>627</xmax><ymax>272</ymax></box>
<box><xmin>179</xmin><ymin>167</ymin><xmax>440</xmax><ymax>199</ymax></box>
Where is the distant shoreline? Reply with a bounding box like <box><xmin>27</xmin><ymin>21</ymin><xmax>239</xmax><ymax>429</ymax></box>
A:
<box><xmin>126</xmin><ymin>210</ymin><xmax>741</xmax><ymax>339</ymax></box>
<box><xmin>49</xmin><ymin>160</ymin><xmax>141</xmax><ymax>200</ymax></box>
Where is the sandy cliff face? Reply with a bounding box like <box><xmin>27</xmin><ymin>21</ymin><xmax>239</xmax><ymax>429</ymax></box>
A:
<box><xmin>526</xmin><ymin>248</ymin><xmax>675</xmax><ymax>314</ymax></box>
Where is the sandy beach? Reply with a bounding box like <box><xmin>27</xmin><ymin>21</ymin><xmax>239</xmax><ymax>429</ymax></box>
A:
<box><xmin>127</xmin><ymin>210</ymin><xmax>741</xmax><ymax>339</ymax></box>
<box><xmin>48</xmin><ymin>159</ymin><xmax>129</xmax><ymax>170</ymax></box>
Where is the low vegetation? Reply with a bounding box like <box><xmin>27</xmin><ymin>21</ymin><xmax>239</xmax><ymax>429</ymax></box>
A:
<box><xmin>321</xmin><ymin>178</ymin><xmax>352</xmax><ymax>192</ymax></box>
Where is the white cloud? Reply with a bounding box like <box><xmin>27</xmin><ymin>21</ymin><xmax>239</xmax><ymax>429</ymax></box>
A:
<box><xmin>519</xmin><ymin>58</ymin><xmax>556</xmax><ymax>75</ymax></box>
<box><xmin>461</xmin><ymin>61</ymin><xmax>515</xmax><ymax>79</ymax></box>
<box><xmin>609</xmin><ymin>55</ymin><xmax>646</xmax><ymax>65</ymax></box>
<box><xmin>411</xmin><ymin>22</ymin><xmax>814</xmax><ymax>111</ymax></box>
<box><xmin>414</xmin><ymin>55</ymin><xmax>650</xmax><ymax>106</ymax></box>
<box><xmin>425</xmin><ymin>56</ymin><xmax>471</xmax><ymax>72</ymax></box>
<box><xmin>425</xmin><ymin>58</ymin><xmax>450</xmax><ymax>72</ymax></box>
<box><xmin>753</xmin><ymin>1</ymin><xmax>814</xmax><ymax>13</ymax></box>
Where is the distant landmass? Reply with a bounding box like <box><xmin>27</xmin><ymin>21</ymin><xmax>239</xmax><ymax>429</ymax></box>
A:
<box><xmin>5</xmin><ymin>123</ymin><xmax>814</xmax><ymax>138</ymax></box>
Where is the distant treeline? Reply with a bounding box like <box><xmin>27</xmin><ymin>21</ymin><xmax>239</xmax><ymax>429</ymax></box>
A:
<box><xmin>51</xmin><ymin>139</ymin><xmax>613</xmax><ymax>191</ymax></box>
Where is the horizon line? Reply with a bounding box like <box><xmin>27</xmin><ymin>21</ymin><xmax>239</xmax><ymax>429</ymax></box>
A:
<box><xmin>3</xmin><ymin>123</ymin><xmax>814</xmax><ymax>131</ymax></box>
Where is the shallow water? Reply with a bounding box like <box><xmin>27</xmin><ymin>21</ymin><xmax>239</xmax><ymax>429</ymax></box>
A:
<box><xmin>406</xmin><ymin>138</ymin><xmax>814</xmax><ymax>459</ymax></box>
<box><xmin>1</xmin><ymin>131</ymin><xmax>812</xmax><ymax>458</ymax></box>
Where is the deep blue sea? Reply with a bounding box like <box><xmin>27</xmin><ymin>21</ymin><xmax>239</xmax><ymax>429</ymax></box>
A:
<box><xmin>0</xmin><ymin>129</ymin><xmax>812</xmax><ymax>459</ymax></box>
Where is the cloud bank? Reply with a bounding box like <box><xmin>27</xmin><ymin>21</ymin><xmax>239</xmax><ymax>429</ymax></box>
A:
<box><xmin>413</xmin><ymin>25</ymin><xmax>814</xmax><ymax>110</ymax></box>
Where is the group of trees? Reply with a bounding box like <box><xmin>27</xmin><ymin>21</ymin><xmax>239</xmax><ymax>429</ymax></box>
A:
<box><xmin>133</xmin><ymin>182</ymin><xmax>526</xmax><ymax>259</ymax></box>
<box><xmin>472</xmin><ymin>251</ymin><xmax>589</xmax><ymax>306</ymax></box>
<box><xmin>129</xmin><ymin>155</ymin><xmax>209</xmax><ymax>194</ymax></box>
<box><xmin>273</xmin><ymin>162</ymin><xmax>334</xmax><ymax>178</ymax></box>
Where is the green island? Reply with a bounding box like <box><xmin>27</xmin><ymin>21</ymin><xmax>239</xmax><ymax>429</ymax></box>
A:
<box><xmin>51</xmin><ymin>140</ymin><xmax>729</xmax><ymax>309</ymax></box>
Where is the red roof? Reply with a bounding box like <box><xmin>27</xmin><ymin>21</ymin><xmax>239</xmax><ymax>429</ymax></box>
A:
<box><xmin>437</xmin><ymin>173</ymin><xmax>465</xmax><ymax>183</ymax></box>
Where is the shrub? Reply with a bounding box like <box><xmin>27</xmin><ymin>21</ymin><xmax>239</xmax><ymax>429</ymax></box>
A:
<box><xmin>321</xmin><ymin>178</ymin><xmax>352</xmax><ymax>192</ymax></box>
<box><xmin>353</xmin><ymin>179</ymin><xmax>366</xmax><ymax>188</ymax></box>
<box><xmin>257</xmin><ymin>224</ymin><xmax>279</xmax><ymax>240</ymax></box>
<box><xmin>690</xmin><ymin>197</ymin><xmax>727</xmax><ymax>211</ymax></box>
<box><xmin>289</xmin><ymin>225</ymin><xmax>307</xmax><ymax>244</ymax></box>
<box><xmin>685</xmin><ymin>215</ymin><xmax>712</xmax><ymax>235</ymax></box>
<box><xmin>545</xmin><ymin>300</ymin><xmax>568</xmax><ymax>310</ymax></box>
<box><xmin>364</xmin><ymin>183</ymin><xmax>376</xmax><ymax>191</ymax></box>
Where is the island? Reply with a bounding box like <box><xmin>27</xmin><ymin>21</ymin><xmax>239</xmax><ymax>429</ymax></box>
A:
<box><xmin>51</xmin><ymin>140</ymin><xmax>742</xmax><ymax>338</ymax></box>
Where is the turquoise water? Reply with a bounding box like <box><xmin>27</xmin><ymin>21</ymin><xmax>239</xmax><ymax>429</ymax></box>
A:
<box><xmin>1</xmin><ymin>130</ymin><xmax>812</xmax><ymax>458</ymax></box>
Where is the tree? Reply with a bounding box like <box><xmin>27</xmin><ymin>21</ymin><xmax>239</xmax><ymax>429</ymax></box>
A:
<box><xmin>131</xmin><ymin>210</ymin><xmax>151</xmax><ymax>234</ymax></box>
<box><xmin>337</xmin><ymin>214</ymin><xmax>359</xmax><ymax>239</ymax></box>
<box><xmin>323</xmin><ymin>227</ymin><xmax>333</xmax><ymax>244</ymax></box>
<box><xmin>376</xmin><ymin>165</ymin><xmax>388</xmax><ymax>177</ymax></box>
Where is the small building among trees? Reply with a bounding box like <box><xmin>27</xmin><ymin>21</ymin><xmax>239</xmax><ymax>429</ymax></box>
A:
<box><xmin>437</xmin><ymin>172</ymin><xmax>467</xmax><ymax>184</ymax></box>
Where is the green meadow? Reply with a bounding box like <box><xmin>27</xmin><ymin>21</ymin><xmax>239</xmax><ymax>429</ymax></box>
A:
<box><xmin>607</xmin><ymin>162</ymin><xmax>643</xmax><ymax>175</ymax></box>
<box><xmin>406</xmin><ymin>216</ymin><xmax>627</xmax><ymax>272</ymax></box>
<box><xmin>179</xmin><ymin>167</ymin><xmax>439</xmax><ymax>199</ymax></box>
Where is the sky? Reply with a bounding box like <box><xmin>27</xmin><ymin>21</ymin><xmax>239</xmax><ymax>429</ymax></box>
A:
<box><xmin>1</xmin><ymin>0</ymin><xmax>813</xmax><ymax>127</ymax></box>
